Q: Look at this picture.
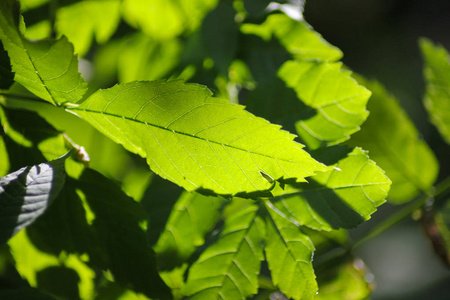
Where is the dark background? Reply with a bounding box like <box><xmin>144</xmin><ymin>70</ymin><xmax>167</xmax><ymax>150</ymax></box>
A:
<box><xmin>304</xmin><ymin>1</ymin><xmax>450</xmax><ymax>298</ymax></box>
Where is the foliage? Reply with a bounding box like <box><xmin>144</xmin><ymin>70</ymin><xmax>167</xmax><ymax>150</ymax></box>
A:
<box><xmin>0</xmin><ymin>0</ymin><xmax>449</xmax><ymax>299</ymax></box>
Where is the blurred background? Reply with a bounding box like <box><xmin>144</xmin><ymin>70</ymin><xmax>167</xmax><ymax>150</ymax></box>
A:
<box><xmin>304</xmin><ymin>1</ymin><xmax>450</xmax><ymax>298</ymax></box>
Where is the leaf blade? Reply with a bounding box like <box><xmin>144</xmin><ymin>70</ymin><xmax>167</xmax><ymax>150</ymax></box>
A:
<box><xmin>0</xmin><ymin>152</ymin><xmax>68</xmax><ymax>244</ymax></box>
<box><xmin>68</xmin><ymin>81</ymin><xmax>326</xmax><ymax>197</ymax></box>
<box><xmin>0</xmin><ymin>0</ymin><xmax>87</xmax><ymax>104</ymax></box>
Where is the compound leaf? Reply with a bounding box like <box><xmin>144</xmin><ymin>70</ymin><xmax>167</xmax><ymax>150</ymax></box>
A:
<box><xmin>68</xmin><ymin>81</ymin><xmax>326</xmax><ymax>198</ymax></box>
<box><xmin>420</xmin><ymin>38</ymin><xmax>450</xmax><ymax>144</ymax></box>
<box><xmin>279</xmin><ymin>60</ymin><xmax>370</xmax><ymax>149</ymax></box>
<box><xmin>0</xmin><ymin>152</ymin><xmax>67</xmax><ymax>244</ymax></box>
<box><xmin>347</xmin><ymin>78</ymin><xmax>438</xmax><ymax>203</ymax></box>
<box><xmin>264</xmin><ymin>201</ymin><xmax>317</xmax><ymax>300</ymax></box>
<box><xmin>0</xmin><ymin>0</ymin><xmax>87</xmax><ymax>105</ymax></box>
<box><xmin>182</xmin><ymin>204</ymin><xmax>264</xmax><ymax>299</ymax></box>
<box><xmin>273</xmin><ymin>148</ymin><xmax>390</xmax><ymax>231</ymax></box>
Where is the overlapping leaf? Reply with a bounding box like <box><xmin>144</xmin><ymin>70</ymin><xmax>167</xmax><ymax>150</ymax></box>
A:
<box><xmin>241</xmin><ymin>13</ymin><xmax>342</xmax><ymax>62</ymax></box>
<box><xmin>347</xmin><ymin>79</ymin><xmax>438</xmax><ymax>203</ymax></box>
<box><xmin>68</xmin><ymin>81</ymin><xmax>326</xmax><ymax>197</ymax></box>
<box><xmin>273</xmin><ymin>148</ymin><xmax>390</xmax><ymax>231</ymax></box>
<box><xmin>264</xmin><ymin>201</ymin><xmax>317</xmax><ymax>300</ymax></box>
<box><xmin>279</xmin><ymin>60</ymin><xmax>370</xmax><ymax>149</ymax></box>
<box><xmin>0</xmin><ymin>152</ymin><xmax>67</xmax><ymax>244</ymax></box>
<box><xmin>182</xmin><ymin>204</ymin><xmax>264</xmax><ymax>299</ymax></box>
<box><xmin>0</xmin><ymin>0</ymin><xmax>86</xmax><ymax>105</ymax></box>
<box><xmin>420</xmin><ymin>38</ymin><xmax>450</xmax><ymax>144</ymax></box>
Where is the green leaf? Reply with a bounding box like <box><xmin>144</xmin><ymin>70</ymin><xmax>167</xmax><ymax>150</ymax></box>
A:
<box><xmin>346</xmin><ymin>79</ymin><xmax>439</xmax><ymax>203</ymax></box>
<box><xmin>55</xmin><ymin>0</ymin><xmax>121</xmax><ymax>56</ymax></box>
<box><xmin>122</xmin><ymin>0</ymin><xmax>217</xmax><ymax>39</ymax></box>
<box><xmin>273</xmin><ymin>148</ymin><xmax>390</xmax><ymax>231</ymax></box>
<box><xmin>264</xmin><ymin>201</ymin><xmax>317</xmax><ymax>300</ymax></box>
<box><xmin>0</xmin><ymin>42</ymin><xmax>14</xmax><ymax>90</ymax></box>
<box><xmin>0</xmin><ymin>0</ymin><xmax>87</xmax><ymax>105</ymax></box>
<box><xmin>68</xmin><ymin>81</ymin><xmax>326</xmax><ymax>197</ymax></box>
<box><xmin>241</xmin><ymin>13</ymin><xmax>342</xmax><ymax>62</ymax></box>
<box><xmin>154</xmin><ymin>191</ymin><xmax>227</xmax><ymax>270</ymax></box>
<box><xmin>315</xmin><ymin>259</ymin><xmax>373</xmax><ymax>300</ymax></box>
<box><xmin>76</xmin><ymin>168</ymin><xmax>171</xmax><ymax>300</ymax></box>
<box><xmin>420</xmin><ymin>38</ymin><xmax>450</xmax><ymax>144</ymax></box>
<box><xmin>182</xmin><ymin>204</ymin><xmax>264</xmax><ymax>299</ymax></box>
<box><xmin>279</xmin><ymin>60</ymin><xmax>370</xmax><ymax>149</ymax></box>
<box><xmin>0</xmin><ymin>152</ymin><xmax>67</xmax><ymax>244</ymax></box>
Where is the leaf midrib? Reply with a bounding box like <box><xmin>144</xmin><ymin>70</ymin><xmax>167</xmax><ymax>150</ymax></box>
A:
<box><xmin>71</xmin><ymin>108</ymin><xmax>310</xmax><ymax>166</ymax></box>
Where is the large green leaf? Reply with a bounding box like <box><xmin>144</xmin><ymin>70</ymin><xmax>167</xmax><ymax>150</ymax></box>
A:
<box><xmin>420</xmin><ymin>38</ymin><xmax>450</xmax><ymax>144</ymax></box>
<box><xmin>279</xmin><ymin>60</ymin><xmax>370</xmax><ymax>149</ymax></box>
<box><xmin>0</xmin><ymin>0</ymin><xmax>86</xmax><ymax>105</ymax></box>
<box><xmin>182</xmin><ymin>204</ymin><xmax>264</xmax><ymax>299</ymax></box>
<box><xmin>55</xmin><ymin>0</ymin><xmax>121</xmax><ymax>56</ymax></box>
<box><xmin>264</xmin><ymin>201</ymin><xmax>317</xmax><ymax>300</ymax></box>
<box><xmin>68</xmin><ymin>81</ymin><xmax>326</xmax><ymax>197</ymax></box>
<box><xmin>273</xmin><ymin>148</ymin><xmax>390</xmax><ymax>231</ymax></box>
<box><xmin>241</xmin><ymin>13</ymin><xmax>342</xmax><ymax>62</ymax></box>
<box><xmin>347</xmin><ymin>79</ymin><xmax>438</xmax><ymax>203</ymax></box>
<box><xmin>0</xmin><ymin>152</ymin><xmax>67</xmax><ymax>244</ymax></box>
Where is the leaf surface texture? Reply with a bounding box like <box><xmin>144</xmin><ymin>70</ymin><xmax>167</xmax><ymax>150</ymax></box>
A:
<box><xmin>69</xmin><ymin>81</ymin><xmax>326</xmax><ymax>197</ymax></box>
<box><xmin>182</xmin><ymin>204</ymin><xmax>264</xmax><ymax>299</ymax></box>
<box><xmin>0</xmin><ymin>0</ymin><xmax>87</xmax><ymax>105</ymax></box>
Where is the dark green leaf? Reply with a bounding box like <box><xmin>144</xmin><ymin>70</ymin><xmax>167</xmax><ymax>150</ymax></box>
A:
<box><xmin>0</xmin><ymin>287</ymin><xmax>57</xmax><ymax>300</ymax></box>
<box><xmin>76</xmin><ymin>168</ymin><xmax>171</xmax><ymax>300</ymax></box>
<box><xmin>0</xmin><ymin>152</ymin><xmax>68</xmax><ymax>244</ymax></box>
<box><xmin>420</xmin><ymin>38</ymin><xmax>450</xmax><ymax>144</ymax></box>
<box><xmin>346</xmin><ymin>78</ymin><xmax>438</xmax><ymax>203</ymax></box>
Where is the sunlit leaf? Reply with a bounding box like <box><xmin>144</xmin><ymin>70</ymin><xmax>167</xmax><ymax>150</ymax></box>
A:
<box><xmin>182</xmin><ymin>204</ymin><xmax>264</xmax><ymax>299</ymax></box>
<box><xmin>347</xmin><ymin>78</ymin><xmax>438</xmax><ymax>203</ymax></box>
<box><xmin>273</xmin><ymin>148</ymin><xmax>390</xmax><ymax>231</ymax></box>
<box><xmin>55</xmin><ymin>0</ymin><xmax>121</xmax><ymax>56</ymax></box>
<box><xmin>0</xmin><ymin>0</ymin><xmax>87</xmax><ymax>105</ymax></box>
<box><xmin>420</xmin><ymin>38</ymin><xmax>450</xmax><ymax>145</ymax></box>
<box><xmin>0</xmin><ymin>152</ymin><xmax>68</xmax><ymax>244</ymax></box>
<box><xmin>279</xmin><ymin>60</ymin><xmax>370</xmax><ymax>149</ymax></box>
<box><xmin>68</xmin><ymin>81</ymin><xmax>327</xmax><ymax>197</ymax></box>
<box><xmin>264</xmin><ymin>201</ymin><xmax>317</xmax><ymax>300</ymax></box>
<box><xmin>241</xmin><ymin>13</ymin><xmax>342</xmax><ymax>62</ymax></box>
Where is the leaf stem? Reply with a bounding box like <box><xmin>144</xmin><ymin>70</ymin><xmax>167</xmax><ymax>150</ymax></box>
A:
<box><xmin>352</xmin><ymin>176</ymin><xmax>450</xmax><ymax>249</ymax></box>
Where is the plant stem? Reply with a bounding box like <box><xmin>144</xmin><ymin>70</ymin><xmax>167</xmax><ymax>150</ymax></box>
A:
<box><xmin>352</xmin><ymin>176</ymin><xmax>450</xmax><ymax>250</ymax></box>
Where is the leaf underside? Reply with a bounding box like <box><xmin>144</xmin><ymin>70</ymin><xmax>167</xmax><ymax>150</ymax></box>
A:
<box><xmin>0</xmin><ymin>153</ymin><xmax>67</xmax><ymax>244</ymax></box>
<box><xmin>69</xmin><ymin>81</ymin><xmax>326</xmax><ymax>197</ymax></box>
